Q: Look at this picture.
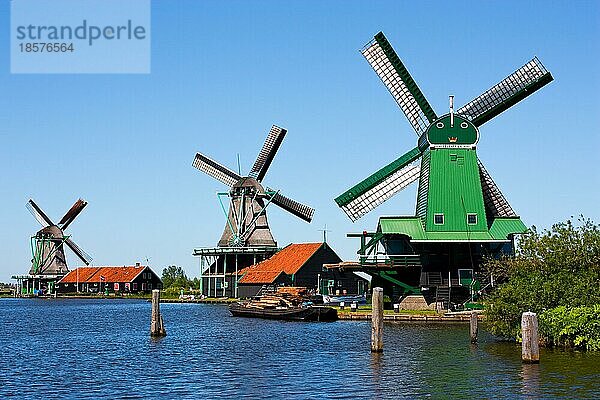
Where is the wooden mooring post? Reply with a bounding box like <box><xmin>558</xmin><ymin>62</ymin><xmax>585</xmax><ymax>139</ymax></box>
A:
<box><xmin>150</xmin><ymin>289</ymin><xmax>167</xmax><ymax>337</ymax></box>
<box><xmin>371</xmin><ymin>287</ymin><xmax>384</xmax><ymax>353</ymax></box>
<box><xmin>470</xmin><ymin>311</ymin><xmax>478</xmax><ymax>343</ymax></box>
<box><xmin>521</xmin><ymin>312</ymin><xmax>539</xmax><ymax>363</ymax></box>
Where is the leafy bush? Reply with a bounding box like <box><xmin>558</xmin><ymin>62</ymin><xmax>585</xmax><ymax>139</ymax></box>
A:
<box><xmin>539</xmin><ymin>305</ymin><xmax>600</xmax><ymax>351</ymax></box>
<box><xmin>483</xmin><ymin>217</ymin><xmax>600</xmax><ymax>348</ymax></box>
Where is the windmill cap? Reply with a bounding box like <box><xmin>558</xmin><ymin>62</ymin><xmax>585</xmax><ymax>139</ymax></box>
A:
<box><xmin>231</xmin><ymin>177</ymin><xmax>265</xmax><ymax>194</ymax></box>
<box><xmin>425</xmin><ymin>114</ymin><xmax>479</xmax><ymax>148</ymax></box>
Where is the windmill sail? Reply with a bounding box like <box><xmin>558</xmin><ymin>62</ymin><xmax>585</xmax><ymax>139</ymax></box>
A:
<box><xmin>58</xmin><ymin>199</ymin><xmax>88</xmax><ymax>230</ymax></box>
<box><xmin>361</xmin><ymin>32</ymin><xmax>437</xmax><ymax>136</ymax></box>
<box><xmin>478</xmin><ymin>160</ymin><xmax>517</xmax><ymax>219</ymax></box>
<box><xmin>192</xmin><ymin>153</ymin><xmax>242</xmax><ymax>187</ymax></box>
<box><xmin>457</xmin><ymin>57</ymin><xmax>553</xmax><ymax>126</ymax></box>
<box><xmin>65</xmin><ymin>237</ymin><xmax>93</xmax><ymax>265</ymax></box>
<box><xmin>249</xmin><ymin>125</ymin><xmax>287</xmax><ymax>182</ymax></box>
<box><xmin>27</xmin><ymin>199</ymin><xmax>53</xmax><ymax>227</ymax></box>
<box><xmin>335</xmin><ymin>147</ymin><xmax>422</xmax><ymax>221</ymax></box>
<box><xmin>271</xmin><ymin>192</ymin><xmax>314</xmax><ymax>223</ymax></box>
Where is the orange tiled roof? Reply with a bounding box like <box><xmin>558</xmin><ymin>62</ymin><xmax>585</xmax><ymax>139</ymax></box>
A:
<box><xmin>239</xmin><ymin>270</ymin><xmax>284</xmax><ymax>284</ymax></box>
<box><xmin>59</xmin><ymin>266</ymin><xmax>147</xmax><ymax>283</ymax></box>
<box><xmin>238</xmin><ymin>243</ymin><xmax>322</xmax><ymax>284</ymax></box>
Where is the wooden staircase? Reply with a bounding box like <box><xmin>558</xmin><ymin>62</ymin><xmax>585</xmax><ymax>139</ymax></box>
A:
<box><xmin>435</xmin><ymin>286</ymin><xmax>451</xmax><ymax>311</ymax></box>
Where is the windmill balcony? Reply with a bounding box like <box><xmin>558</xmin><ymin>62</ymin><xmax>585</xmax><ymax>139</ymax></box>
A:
<box><xmin>359</xmin><ymin>255</ymin><xmax>422</xmax><ymax>269</ymax></box>
<box><xmin>420</xmin><ymin>271</ymin><xmax>463</xmax><ymax>288</ymax></box>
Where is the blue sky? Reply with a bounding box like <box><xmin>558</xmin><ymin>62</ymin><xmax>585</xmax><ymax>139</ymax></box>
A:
<box><xmin>1</xmin><ymin>0</ymin><xmax>598</xmax><ymax>282</ymax></box>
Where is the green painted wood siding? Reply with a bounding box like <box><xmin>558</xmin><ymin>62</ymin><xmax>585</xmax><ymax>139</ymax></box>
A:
<box><xmin>425</xmin><ymin>149</ymin><xmax>487</xmax><ymax>232</ymax></box>
<box><xmin>489</xmin><ymin>218</ymin><xmax>527</xmax><ymax>240</ymax></box>
<box><xmin>416</xmin><ymin>149</ymin><xmax>430</xmax><ymax>224</ymax></box>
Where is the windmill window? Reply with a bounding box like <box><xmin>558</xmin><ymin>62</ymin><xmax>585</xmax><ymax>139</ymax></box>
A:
<box><xmin>436</xmin><ymin>122</ymin><xmax>444</xmax><ymax>129</ymax></box>
<box><xmin>461</xmin><ymin>122</ymin><xmax>468</xmax><ymax>129</ymax></box>
<box><xmin>467</xmin><ymin>214</ymin><xmax>477</xmax><ymax>225</ymax></box>
<box><xmin>434</xmin><ymin>214</ymin><xmax>444</xmax><ymax>225</ymax></box>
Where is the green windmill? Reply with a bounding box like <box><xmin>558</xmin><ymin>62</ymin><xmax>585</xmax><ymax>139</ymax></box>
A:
<box><xmin>334</xmin><ymin>32</ymin><xmax>553</xmax><ymax>309</ymax></box>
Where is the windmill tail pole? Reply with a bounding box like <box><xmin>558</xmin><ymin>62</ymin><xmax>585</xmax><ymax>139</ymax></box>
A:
<box><xmin>150</xmin><ymin>289</ymin><xmax>167</xmax><ymax>337</ymax></box>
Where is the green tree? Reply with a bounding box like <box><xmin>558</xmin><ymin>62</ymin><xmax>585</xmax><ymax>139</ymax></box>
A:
<box><xmin>161</xmin><ymin>265</ymin><xmax>192</xmax><ymax>289</ymax></box>
<box><xmin>484</xmin><ymin>217</ymin><xmax>600</xmax><ymax>346</ymax></box>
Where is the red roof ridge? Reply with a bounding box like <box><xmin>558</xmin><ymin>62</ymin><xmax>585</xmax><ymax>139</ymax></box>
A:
<box><xmin>59</xmin><ymin>265</ymin><xmax>150</xmax><ymax>284</ymax></box>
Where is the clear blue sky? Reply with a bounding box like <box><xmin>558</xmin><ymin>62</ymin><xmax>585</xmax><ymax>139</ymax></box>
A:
<box><xmin>1</xmin><ymin>1</ymin><xmax>598</xmax><ymax>282</ymax></box>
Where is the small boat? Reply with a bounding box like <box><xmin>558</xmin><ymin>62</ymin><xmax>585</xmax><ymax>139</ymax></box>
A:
<box><xmin>322</xmin><ymin>294</ymin><xmax>367</xmax><ymax>306</ymax></box>
<box><xmin>229</xmin><ymin>287</ymin><xmax>338</xmax><ymax>322</ymax></box>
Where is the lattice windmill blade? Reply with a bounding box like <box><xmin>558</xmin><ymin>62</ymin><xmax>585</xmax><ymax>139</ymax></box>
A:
<box><xmin>270</xmin><ymin>192</ymin><xmax>315</xmax><ymax>223</ymax></box>
<box><xmin>362</xmin><ymin>32</ymin><xmax>438</xmax><ymax>136</ymax></box>
<box><xmin>192</xmin><ymin>152</ymin><xmax>242</xmax><ymax>187</ymax></box>
<box><xmin>457</xmin><ymin>57</ymin><xmax>553</xmax><ymax>127</ymax></box>
<box><xmin>477</xmin><ymin>159</ymin><xmax>517</xmax><ymax>218</ymax></box>
<box><xmin>27</xmin><ymin>199</ymin><xmax>53</xmax><ymax>227</ymax></box>
<box><xmin>65</xmin><ymin>237</ymin><xmax>93</xmax><ymax>265</ymax></box>
<box><xmin>249</xmin><ymin>125</ymin><xmax>287</xmax><ymax>182</ymax></box>
<box><xmin>335</xmin><ymin>147</ymin><xmax>422</xmax><ymax>221</ymax></box>
<box><xmin>58</xmin><ymin>199</ymin><xmax>88</xmax><ymax>230</ymax></box>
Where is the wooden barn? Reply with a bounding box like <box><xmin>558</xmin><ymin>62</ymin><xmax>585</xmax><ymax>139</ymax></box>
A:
<box><xmin>57</xmin><ymin>264</ymin><xmax>162</xmax><ymax>294</ymax></box>
<box><xmin>236</xmin><ymin>242</ymin><xmax>365</xmax><ymax>298</ymax></box>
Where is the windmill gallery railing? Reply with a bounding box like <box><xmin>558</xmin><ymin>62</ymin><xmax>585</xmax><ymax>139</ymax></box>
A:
<box><xmin>359</xmin><ymin>255</ymin><xmax>422</xmax><ymax>269</ymax></box>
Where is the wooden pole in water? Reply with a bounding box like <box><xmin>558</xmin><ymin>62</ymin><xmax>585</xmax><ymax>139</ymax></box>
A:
<box><xmin>521</xmin><ymin>312</ymin><xmax>539</xmax><ymax>363</ymax></box>
<box><xmin>371</xmin><ymin>287</ymin><xmax>384</xmax><ymax>353</ymax></box>
<box><xmin>150</xmin><ymin>289</ymin><xmax>166</xmax><ymax>337</ymax></box>
<box><xmin>470</xmin><ymin>311</ymin><xmax>478</xmax><ymax>343</ymax></box>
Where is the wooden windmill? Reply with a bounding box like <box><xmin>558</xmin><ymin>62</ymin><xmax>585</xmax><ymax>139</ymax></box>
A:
<box><xmin>334</xmin><ymin>32</ymin><xmax>553</xmax><ymax>307</ymax></box>
<box><xmin>27</xmin><ymin>198</ymin><xmax>92</xmax><ymax>275</ymax></box>
<box><xmin>193</xmin><ymin>125</ymin><xmax>314</xmax><ymax>248</ymax></box>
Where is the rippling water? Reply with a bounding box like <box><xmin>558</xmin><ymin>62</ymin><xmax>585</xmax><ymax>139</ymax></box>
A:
<box><xmin>1</xmin><ymin>298</ymin><xmax>598</xmax><ymax>399</ymax></box>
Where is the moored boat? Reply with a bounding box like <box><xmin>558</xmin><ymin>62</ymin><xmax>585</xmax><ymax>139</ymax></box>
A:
<box><xmin>229</xmin><ymin>287</ymin><xmax>338</xmax><ymax>322</ymax></box>
<box><xmin>229</xmin><ymin>302</ymin><xmax>337</xmax><ymax>322</ymax></box>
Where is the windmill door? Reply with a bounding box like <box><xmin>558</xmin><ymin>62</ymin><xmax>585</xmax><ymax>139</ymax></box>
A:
<box><xmin>458</xmin><ymin>269</ymin><xmax>474</xmax><ymax>287</ymax></box>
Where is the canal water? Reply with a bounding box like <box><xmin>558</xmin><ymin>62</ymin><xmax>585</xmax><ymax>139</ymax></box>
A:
<box><xmin>1</xmin><ymin>298</ymin><xmax>598</xmax><ymax>399</ymax></box>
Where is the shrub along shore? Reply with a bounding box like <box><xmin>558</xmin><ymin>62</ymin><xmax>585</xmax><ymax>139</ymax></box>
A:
<box><xmin>483</xmin><ymin>217</ymin><xmax>600</xmax><ymax>350</ymax></box>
